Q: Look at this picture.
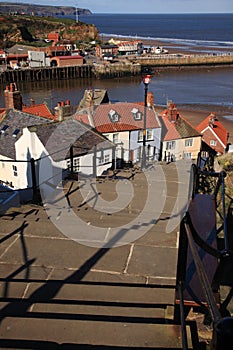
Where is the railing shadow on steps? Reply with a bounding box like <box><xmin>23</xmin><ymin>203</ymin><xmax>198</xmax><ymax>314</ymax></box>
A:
<box><xmin>176</xmin><ymin>158</ymin><xmax>233</xmax><ymax>350</ymax></box>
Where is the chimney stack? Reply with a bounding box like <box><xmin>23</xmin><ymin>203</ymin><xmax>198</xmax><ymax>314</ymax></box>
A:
<box><xmin>167</xmin><ymin>100</ymin><xmax>179</xmax><ymax>122</ymax></box>
<box><xmin>54</xmin><ymin>101</ymin><xmax>74</xmax><ymax>121</ymax></box>
<box><xmin>4</xmin><ymin>83</ymin><xmax>22</xmax><ymax>111</ymax></box>
<box><xmin>147</xmin><ymin>91</ymin><xmax>154</xmax><ymax>107</ymax></box>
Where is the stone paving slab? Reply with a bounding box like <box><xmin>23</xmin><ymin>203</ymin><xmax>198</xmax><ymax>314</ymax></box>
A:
<box><xmin>126</xmin><ymin>246</ymin><xmax>178</xmax><ymax>284</ymax></box>
<box><xmin>0</xmin><ymin>236</ymin><xmax>131</xmax><ymax>273</ymax></box>
<box><xmin>0</xmin><ymin>163</ymin><xmax>194</xmax><ymax>349</ymax></box>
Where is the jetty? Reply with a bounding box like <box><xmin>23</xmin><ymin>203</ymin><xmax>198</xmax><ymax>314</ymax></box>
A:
<box><xmin>132</xmin><ymin>52</ymin><xmax>233</xmax><ymax>68</ymax></box>
<box><xmin>0</xmin><ymin>53</ymin><xmax>233</xmax><ymax>83</ymax></box>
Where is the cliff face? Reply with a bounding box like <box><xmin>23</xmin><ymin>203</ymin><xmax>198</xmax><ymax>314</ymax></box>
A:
<box><xmin>0</xmin><ymin>3</ymin><xmax>92</xmax><ymax>16</ymax></box>
<box><xmin>0</xmin><ymin>14</ymin><xmax>99</xmax><ymax>48</ymax></box>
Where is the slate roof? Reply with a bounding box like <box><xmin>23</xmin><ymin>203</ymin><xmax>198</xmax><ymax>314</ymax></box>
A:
<box><xmin>75</xmin><ymin>102</ymin><xmax>161</xmax><ymax>133</ymax></box>
<box><xmin>28</xmin><ymin>119</ymin><xmax>114</xmax><ymax>162</ymax></box>
<box><xmin>161</xmin><ymin>107</ymin><xmax>201</xmax><ymax>141</ymax></box>
<box><xmin>0</xmin><ymin>109</ymin><xmax>52</xmax><ymax>159</ymax></box>
<box><xmin>6</xmin><ymin>44</ymin><xmax>37</xmax><ymax>55</ymax></box>
<box><xmin>77</xmin><ymin>89</ymin><xmax>109</xmax><ymax>112</ymax></box>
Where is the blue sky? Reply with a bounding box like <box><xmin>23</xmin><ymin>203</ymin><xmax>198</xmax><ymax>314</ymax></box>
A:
<box><xmin>5</xmin><ymin>0</ymin><xmax>233</xmax><ymax>13</ymax></box>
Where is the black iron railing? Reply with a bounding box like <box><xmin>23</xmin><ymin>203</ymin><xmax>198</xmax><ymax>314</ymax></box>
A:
<box><xmin>177</xmin><ymin>159</ymin><xmax>233</xmax><ymax>350</ymax></box>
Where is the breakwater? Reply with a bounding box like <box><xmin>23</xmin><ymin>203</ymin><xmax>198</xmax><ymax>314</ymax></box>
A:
<box><xmin>93</xmin><ymin>62</ymin><xmax>141</xmax><ymax>79</ymax></box>
<box><xmin>0</xmin><ymin>65</ymin><xmax>93</xmax><ymax>84</ymax></box>
<box><xmin>0</xmin><ymin>63</ymin><xmax>141</xmax><ymax>84</ymax></box>
<box><xmin>132</xmin><ymin>53</ymin><xmax>233</xmax><ymax>68</ymax></box>
<box><xmin>0</xmin><ymin>53</ymin><xmax>232</xmax><ymax>84</ymax></box>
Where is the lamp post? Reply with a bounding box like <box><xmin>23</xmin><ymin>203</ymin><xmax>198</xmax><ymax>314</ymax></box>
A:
<box><xmin>141</xmin><ymin>73</ymin><xmax>152</xmax><ymax>168</ymax></box>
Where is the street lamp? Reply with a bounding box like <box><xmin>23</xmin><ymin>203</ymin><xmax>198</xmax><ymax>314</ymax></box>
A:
<box><xmin>141</xmin><ymin>72</ymin><xmax>152</xmax><ymax>168</ymax></box>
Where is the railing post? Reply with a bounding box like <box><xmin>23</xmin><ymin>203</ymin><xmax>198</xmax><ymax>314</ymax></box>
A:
<box><xmin>211</xmin><ymin>317</ymin><xmax>233</xmax><ymax>350</ymax></box>
<box><xmin>220</xmin><ymin>171</ymin><xmax>229</xmax><ymax>254</ymax></box>
<box><xmin>30</xmin><ymin>158</ymin><xmax>37</xmax><ymax>202</ymax></box>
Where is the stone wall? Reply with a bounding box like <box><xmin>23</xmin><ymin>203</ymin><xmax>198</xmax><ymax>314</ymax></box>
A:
<box><xmin>133</xmin><ymin>53</ymin><xmax>233</xmax><ymax>67</ymax></box>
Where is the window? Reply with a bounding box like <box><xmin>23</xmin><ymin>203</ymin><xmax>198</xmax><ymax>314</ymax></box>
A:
<box><xmin>113</xmin><ymin>133</ymin><xmax>119</xmax><ymax>144</ymax></box>
<box><xmin>166</xmin><ymin>141</ymin><xmax>176</xmax><ymax>150</ymax></box>
<box><xmin>104</xmin><ymin>154</ymin><xmax>110</xmax><ymax>163</ymax></box>
<box><xmin>109</xmin><ymin>109</ymin><xmax>120</xmax><ymax>123</ymax></box>
<box><xmin>210</xmin><ymin>140</ymin><xmax>217</xmax><ymax>146</ymax></box>
<box><xmin>132</xmin><ymin>108</ymin><xmax>142</xmax><ymax>121</ymax></box>
<box><xmin>67</xmin><ymin>158</ymin><xmax>80</xmax><ymax>172</ymax></box>
<box><xmin>12</xmin><ymin>164</ymin><xmax>18</xmax><ymax>177</ymax></box>
<box><xmin>147</xmin><ymin>129</ymin><xmax>153</xmax><ymax>140</ymax></box>
<box><xmin>185</xmin><ymin>138</ymin><xmax>193</xmax><ymax>147</ymax></box>
<box><xmin>73</xmin><ymin>158</ymin><xmax>80</xmax><ymax>172</ymax></box>
<box><xmin>138</xmin><ymin>130</ymin><xmax>143</xmax><ymax>142</ymax></box>
<box><xmin>184</xmin><ymin>152</ymin><xmax>192</xmax><ymax>159</ymax></box>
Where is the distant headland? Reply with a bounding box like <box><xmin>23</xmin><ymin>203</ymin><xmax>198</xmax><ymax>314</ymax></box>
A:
<box><xmin>0</xmin><ymin>2</ymin><xmax>92</xmax><ymax>17</ymax></box>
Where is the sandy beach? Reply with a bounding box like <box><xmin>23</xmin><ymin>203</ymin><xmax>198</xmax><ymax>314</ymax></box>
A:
<box><xmin>102</xmin><ymin>35</ymin><xmax>233</xmax><ymax>145</ymax></box>
<box><xmin>102</xmin><ymin>35</ymin><xmax>233</xmax><ymax>55</ymax></box>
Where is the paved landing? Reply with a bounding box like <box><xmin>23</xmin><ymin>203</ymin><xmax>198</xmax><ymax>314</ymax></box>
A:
<box><xmin>0</xmin><ymin>162</ymin><xmax>193</xmax><ymax>349</ymax></box>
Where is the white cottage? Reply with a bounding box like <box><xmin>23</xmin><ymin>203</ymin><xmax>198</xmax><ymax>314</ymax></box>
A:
<box><xmin>74</xmin><ymin>102</ymin><xmax>162</xmax><ymax>166</ymax></box>
<box><xmin>0</xmin><ymin>109</ymin><xmax>114</xmax><ymax>202</ymax></box>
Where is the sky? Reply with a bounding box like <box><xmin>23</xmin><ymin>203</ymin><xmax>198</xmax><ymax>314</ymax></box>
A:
<box><xmin>4</xmin><ymin>0</ymin><xmax>233</xmax><ymax>14</ymax></box>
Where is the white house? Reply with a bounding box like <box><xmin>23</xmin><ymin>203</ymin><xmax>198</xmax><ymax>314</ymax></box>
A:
<box><xmin>0</xmin><ymin>109</ymin><xmax>114</xmax><ymax>202</ymax></box>
<box><xmin>28</xmin><ymin>51</ymin><xmax>50</xmax><ymax>68</ymax></box>
<box><xmin>74</xmin><ymin>101</ymin><xmax>162</xmax><ymax>166</ymax></box>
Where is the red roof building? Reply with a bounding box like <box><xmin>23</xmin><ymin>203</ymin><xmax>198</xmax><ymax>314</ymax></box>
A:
<box><xmin>50</xmin><ymin>55</ymin><xmax>84</xmax><ymax>67</ymax></box>
<box><xmin>160</xmin><ymin>101</ymin><xmax>202</xmax><ymax>161</ymax></box>
<box><xmin>74</xmin><ymin>101</ymin><xmax>162</xmax><ymax>163</ymax></box>
<box><xmin>196</xmin><ymin>113</ymin><xmax>229</xmax><ymax>154</ymax></box>
<box><xmin>22</xmin><ymin>103</ymin><xmax>56</xmax><ymax>120</ymax></box>
<box><xmin>3</xmin><ymin>84</ymin><xmax>56</xmax><ymax>121</ymax></box>
<box><xmin>47</xmin><ymin>32</ymin><xmax>60</xmax><ymax>44</ymax></box>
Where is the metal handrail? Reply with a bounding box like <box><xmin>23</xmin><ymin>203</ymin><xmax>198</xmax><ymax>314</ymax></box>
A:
<box><xmin>184</xmin><ymin>217</ymin><xmax>221</xmax><ymax>324</ymax></box>
<box><xmin>178</xmin><ymin>161</ymin><xmax>233</xmax><ymax>350</ymax></box>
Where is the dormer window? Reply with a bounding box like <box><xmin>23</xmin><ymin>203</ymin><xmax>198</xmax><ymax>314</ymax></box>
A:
<box><xmin>132</xmin><ymin>108</ymin><xmax>142</xmax><ymax>121</ymax></box>
<box><xmin>108</xmin><ymin>109</ymin><xmax>120</xmax><ymax>123</ymax></box>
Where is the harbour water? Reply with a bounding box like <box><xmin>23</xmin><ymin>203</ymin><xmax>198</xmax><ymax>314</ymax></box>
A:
<box><xmin>78</xmin><ymin>13</ymin><xmax>233</xmax><ymax>53</ymax></box>
<box><xmin>0</xmin><ymin>14</ymin><xmax>233</xmax><ymax>120</ymax></box>
<box><xmin>0</xmin><ymin>66</ymin><xmax>233</xmax><ymax>111</ymax></box>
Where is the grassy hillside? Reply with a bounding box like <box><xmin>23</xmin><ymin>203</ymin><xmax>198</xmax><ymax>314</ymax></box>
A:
<box><xmin>0</xmin><ymin>13</ymin><xmax>99</xmax><ymax>48</ymax></box>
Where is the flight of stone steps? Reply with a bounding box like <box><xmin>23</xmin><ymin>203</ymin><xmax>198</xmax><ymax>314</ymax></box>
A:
<box><xmin>0</xmin><ymin>163</ymin><xmax>200</xmax><ymax>349</ymax></box>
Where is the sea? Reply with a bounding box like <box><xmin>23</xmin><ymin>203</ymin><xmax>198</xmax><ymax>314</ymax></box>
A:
<box><xmin>0</xmin><ymin>13</ymin><xmax>233</xmax><ymax>117</ymax></box>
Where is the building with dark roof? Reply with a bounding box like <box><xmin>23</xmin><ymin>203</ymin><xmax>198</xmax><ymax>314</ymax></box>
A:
<box><xmin>0</xmin><ymin>110</ymin><xmax>114</xmax><ymax>202</ymax></box>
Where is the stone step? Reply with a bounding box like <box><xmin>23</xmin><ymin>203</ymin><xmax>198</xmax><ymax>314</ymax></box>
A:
<box><xmin>2</xmin><ymin>280</ymin><xmax>176</xmax><ymax>308</ymax></box>
<box><xmin>0</xmin><ymin>316</ymin><xmax>193</xmax><ymax>349</ymax></box>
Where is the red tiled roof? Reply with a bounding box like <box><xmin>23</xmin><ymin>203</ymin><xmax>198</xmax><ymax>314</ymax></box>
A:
<box><xmin>162</xmin><ymin>116</ymin><xmax>180</xmax><ymax>141</ymax></box>
<box><xmin>0</xmin><ymin>108</ymin><xmax>6</xmax><ymax>121</ymax></box>
<box><xmin>196</xmin><ymin>114</ymin><xmax>229</xmax><ymax>147</ymax></box>
<box><xmin>161</xmin><ymin>107</ymin><xmax>200</xmax><ymax>141</ymax></box>
<box><xmin>96</xmin><ymin>123</ymin><xmax>139</xmax><ymax>133</ymax></box>
<box><xmin>22</xmin><ymin>103</ymin><xmax>56</xmax><ymax>120</ymax></box>
<box><xmin>93</xmin><ymin>102</ymin><xmax>160</xmax><ymax>133</ymax></box>
<box><xmin>74</xmin><ymin>102</ymin><xmax>160</xmax><ymax>133</ymax></box>
<box><xmin>75</xmin><ymin>114</ymin><xmax>90</xmax><ymax>125</ymax></box>
<box><xmin>52</xmin><ymin>55</ymin><xmax>83</xmax><ymax>60</ymax></box>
